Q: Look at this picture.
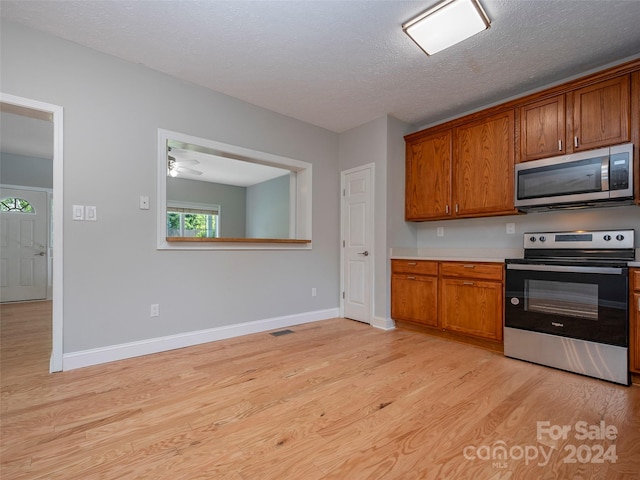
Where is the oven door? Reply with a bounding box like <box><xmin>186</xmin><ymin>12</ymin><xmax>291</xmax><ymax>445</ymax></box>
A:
<box><xmin>505</xmin><ymin>264</ymin><xmax>628</xmax><ymax>347</ymax></box>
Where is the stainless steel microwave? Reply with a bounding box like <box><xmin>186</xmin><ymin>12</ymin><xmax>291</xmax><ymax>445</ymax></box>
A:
<box><xmin>514</xmin><ymin>143</ymin><xmax>634</xmax><ymax>211</ymax></box>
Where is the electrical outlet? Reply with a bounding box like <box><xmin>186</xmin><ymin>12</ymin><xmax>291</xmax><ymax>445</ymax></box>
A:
<box><xmin>506</xmin><ymin>223</ymin><xmax>516</xmax><ymax>234</ymax></box>
<box><xmin>139</xmin><ymin>195</ymin><xmax>150</xmax><ymax>210</ymax></box>
<box><xmin>150</xmin><ymin>304</ymin><xmax>159</xmax><ymax>317</ymax></box>
<box><xmin>311</xmin><ymin>287</ymin><xmax>317</xmax><ymax>297</ymax></box>
<box><xmin>437</xmin><ymin>227</ymin><xmax>445</xmax><ymax>237</ymax></box>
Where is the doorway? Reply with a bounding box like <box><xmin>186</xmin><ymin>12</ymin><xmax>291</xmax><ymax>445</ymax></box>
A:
<box><xmin>1</xmin><ymin>93</ymin><xmax>64</xmax><ymax>372</ymax></box>
<box><xmin>0</xmin><ymin>188</ymin><xmax>49</xmax><ymax>302</ymax></box>
<box><xmin>340</xmin><ymin>164</ymin><xmax>374</xmax><ymax>324</ymax></box>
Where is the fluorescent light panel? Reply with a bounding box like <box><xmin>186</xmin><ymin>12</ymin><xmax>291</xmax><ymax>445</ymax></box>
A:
<box><xmin>403</xmin><ymin>0</ymin><xmax>490</xmax><ymax>56</ymax></box>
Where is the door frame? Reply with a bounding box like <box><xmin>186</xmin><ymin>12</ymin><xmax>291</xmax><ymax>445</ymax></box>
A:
<box><xmin>339</xmin><ymin>163</ymin><xmax>374</xmax><ymax>323</ymax></box>
<box><xmin>1</xmin><ymin>92</ymin><xmax>64</xmax><ymax>372</ymax></box>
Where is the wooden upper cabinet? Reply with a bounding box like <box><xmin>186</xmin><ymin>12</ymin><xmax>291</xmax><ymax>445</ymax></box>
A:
<box><xmin>454</xmin><ymin>110</ymin><xmax>516</xmax><ymax>217</ymax></box>
<box><xmin>405</xmin><ymin>130</ymin><xmax>452</xmax><ymax>220</ymax></box>
<box><xmin>572</xmin><ymin>75</ymin><xmax>630</xmax><ymax>151</ymax></box>
<box><xmin>519</xmin><ymin>94</ymin><xmax>566</xmax><ymax>161</ymax></box>
<box><xmin>405</xmin><ymin>61</ymin><xmax>639</xmax><ymax>218</ymax></box>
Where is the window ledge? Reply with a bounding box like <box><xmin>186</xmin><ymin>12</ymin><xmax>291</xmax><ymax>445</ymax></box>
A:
<box><xmin>166</xmin><ymin>237</ymin><xmax>311</xmax><ymax>244</ymax></box>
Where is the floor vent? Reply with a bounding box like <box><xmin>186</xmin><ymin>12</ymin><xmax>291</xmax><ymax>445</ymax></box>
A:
<box><xmin>270</xmin><ymin>329</ymin><xmax>294</xmax><ymax>337</ymax></box>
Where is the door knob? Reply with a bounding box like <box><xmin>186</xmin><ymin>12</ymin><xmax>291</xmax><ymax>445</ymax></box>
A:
<box><xmin>34</xmin><ymin>251</ymin><xmax>46</xmax><ymax>256</ymax></box>
<box><xmin>357</xmin><ymin>251</ymin><xmax>369</xmax><ymax>256</ymax></box>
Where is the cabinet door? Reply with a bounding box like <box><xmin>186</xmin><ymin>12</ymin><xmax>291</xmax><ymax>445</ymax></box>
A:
<box><xmin>519</xmin><ymin>95</ymin><xmax>566</xmax><ymax>161</ymax></box>
<box><xmin>632</xmin><ymin>292</ymin><xmax>640</xmax><ymax>374</ymax></box>
<box><xmin>454</xmin><ymin>110</ymin><xmax>515</xmax><ymax>217</ymax></box>
<box><xmin>391</xmin><ymin>274</ymin><xmax>438</xmax><ymax>327</ymax></box>
<box><xmin>440</xmin><ymin>278</ymin><xmax>503</xmax><ymax>341</ymax></box>
<box><xmin>572</xmin><ymin>76</ymin><xmax>630</xmax><ymax>151</ymax></box>
<box><xmin>405</xmin><ymin>130</ymin><xmax>452</xmax><ymax>220</ymax></box>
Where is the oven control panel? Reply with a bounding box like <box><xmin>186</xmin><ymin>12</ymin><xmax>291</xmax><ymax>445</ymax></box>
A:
<box><xmin>523</xmin><ymin>230</ymin><xmax>634</xmax><ymax>249</ymax></box>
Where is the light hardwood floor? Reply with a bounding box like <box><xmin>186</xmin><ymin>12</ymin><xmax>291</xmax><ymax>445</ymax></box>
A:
<box><xmin>1</xmin><ymin>301</ymin><xmax>639</xmax><ymax>479</ymax></box>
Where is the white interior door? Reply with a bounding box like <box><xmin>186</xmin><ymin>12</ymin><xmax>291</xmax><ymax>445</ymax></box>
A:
<box><xmin>342</xmin><ymin>165</ymin><xmax>374</xmax><ymax>323</ymax></box>
<box><xmin>0</xmin><ymin>188</ymin><xmax>48</xmax><ymax>302</ymax></box>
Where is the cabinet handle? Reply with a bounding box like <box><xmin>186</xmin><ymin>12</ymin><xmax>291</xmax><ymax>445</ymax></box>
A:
<box><xmin>407</xmin><ymin>276</ymin><xmax>416</xmax><ymax>280</ymax></box>
<box><xmin>445</xmin><ymin>204</ymin><xmax>450</xmax><ymax>214</ymax></box>
<box><xmin>407</xmin><ymin>262</ymin><xmax>417</xmax><ymax>266</ymax></box>
<box><xmin>463</xmin><ymin>264</ymin><xmax>475</xmax><ymax>268</ymax></box>
<box><xmin>455</xmin><ymin>204</ymin><xmax>459</xmax><ymax>213</ymax></box>
<box><xmin>574</xmin><ymin>136</ymin><xmax>579</xmax><ymax>148</ymax></box>
<box><xmin>463</xmin><ymin>281</ymin><xmax>475</xmax><ymax>285</ymax></box>
<box><xmin>558</xmin><ymin>139</ymin><xmax>562</xmax><ymax>151</ymax></box>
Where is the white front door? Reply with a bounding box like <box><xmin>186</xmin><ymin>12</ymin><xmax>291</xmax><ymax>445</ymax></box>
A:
<box><xmin>341</xmin><ymin>165</ymin><xmax>374</xmax><ymax>323</ymax></box>
<box><xmin>0</xmin><ymin>188</ymin><xmax>48</xmax><ymax>302</ymax></box>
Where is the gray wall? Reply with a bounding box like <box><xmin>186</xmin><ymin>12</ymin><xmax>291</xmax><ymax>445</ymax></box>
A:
<box><xmin>1</xmin><ymin>20</ymin><xmax>340</xmax><ymax>353</ymax></box>
<box><xmin>246</xmin><ymin>174</ymin><xmax>290</xmax><ymax>238</ymax></box>
<box><xmin>338</xmin><ymin>115</ymin><xmax>413</xmax><ymax>325</ymax></box>
<box><xmin>0</xmin><ymin>152</ymin><xmax>53</xmax><ymax>189</ymax></box>
<box><xmin>415</xmin><ymin>206</ymin><xmax>640</xmax><ymax>249</ymax></box>
<box><xmin>167</xmin><ymin>177</ymin><xmax>247</xmax><ymax>238</ymax></box>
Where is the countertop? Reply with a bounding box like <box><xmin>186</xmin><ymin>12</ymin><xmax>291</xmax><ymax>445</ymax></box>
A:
<box><xmin>391</xmin><ymin>248</ymin><xmax>640</xmax><ymax>266</ymax></box>
<box><xmin>390</xmin><ymin>247</ymin><xmax>524</xmax><ymax>263</ymax></box>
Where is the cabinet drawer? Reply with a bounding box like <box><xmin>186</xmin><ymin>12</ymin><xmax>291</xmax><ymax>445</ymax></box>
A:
<box><xmin>439</xmin><ymin>262</ymin><xmax>503</xmax><ymax>281</ymax></box>
<box><xmin>391</xmin><ymin>259</ymin><xmax>438</xmax><ymax>276</ymax></box>
<box><xmin>631</xmin><ymin>269</ymin><xmax>640</xmax><ymax>291</ymax></box>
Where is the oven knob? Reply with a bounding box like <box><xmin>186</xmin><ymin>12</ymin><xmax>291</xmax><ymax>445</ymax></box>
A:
<box><xmin>539</xmin><ymin>236</ymin><xmax>546</xmax><ymax>242</ymax></box>
<box><xmin>616</xmin><ymin>234</ymin><xmax>625</xmax><ymax>241</ymax></box>
<box><xmin>604</xmin><ymin>235</ymin><xmax>612</xmax><ymax>241</ymax></box>
<box><xmin>529</xmin><ymin>236</ymin><xmax>536</xmax><ymax>242</ymax></box>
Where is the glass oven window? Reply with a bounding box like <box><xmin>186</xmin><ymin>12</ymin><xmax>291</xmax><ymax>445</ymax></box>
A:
<box><xmin>524</xmin><ymin>279</ymin><xmax>598</xmax><ymax>320</ymax></box>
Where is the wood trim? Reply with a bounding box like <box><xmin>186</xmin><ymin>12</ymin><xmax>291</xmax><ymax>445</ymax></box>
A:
<box><xmin>166</xmin><ymin>237</ymin><xmax>311</xmax><ymax>244</ymax></box>
<box><xmin>405</xmin><ymin>58</ymin><xmax>640</xmax><ymax>143</ymax></box>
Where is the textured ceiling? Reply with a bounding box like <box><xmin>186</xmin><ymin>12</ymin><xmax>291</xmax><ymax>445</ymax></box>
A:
<box><xmin>1</xmin><ymin>0</ymin><xmax>640</xmax><ymax>134</ymax></box>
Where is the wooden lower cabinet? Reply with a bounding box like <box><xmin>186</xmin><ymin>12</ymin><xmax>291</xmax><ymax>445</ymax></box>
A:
<box><xmin>630</xmin><ymin>269</ymin><xmax>640</xmax><ymax>375</ymax></box>
<box><xmin>391</xmin><ymin>273</ymin><xmax>438</xmax><ymax>327</ymax></box>
<box><xmin>439</xmin><ymin>262</ymin><xmax>504</xmax><ymax>342</ymax></box>
<box><xmin>439</xmin><ymin>278</ymin><xmax>503</xmax><ymax>341</ymax></box>
<box><xmin>391</xmin><ymin>259</ymin><xmax>504</xmax><ymax>346</ymax></box>
<box><xmin>391</xmin><ymin>259</ymin><xmax>438</xmax><ymax>326</ymax></box>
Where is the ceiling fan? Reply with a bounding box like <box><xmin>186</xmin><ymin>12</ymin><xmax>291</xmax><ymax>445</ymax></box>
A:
<box><xmin>167</xmin><ymin>148</ymin><xmax>203</xmax><ymax>177</ymax></box>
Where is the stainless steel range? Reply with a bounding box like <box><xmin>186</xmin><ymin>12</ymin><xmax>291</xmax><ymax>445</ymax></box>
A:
<box><xmin>504</xmin><ymin>229</ymin><xmax>634</xmax><ymax>385</ymax></box>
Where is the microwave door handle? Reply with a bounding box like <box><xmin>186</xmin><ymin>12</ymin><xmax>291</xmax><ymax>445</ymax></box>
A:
<box><xmin>601</xmin><ymin>157</ymin><xmax>609</xmax><ymax>191</ymax></box>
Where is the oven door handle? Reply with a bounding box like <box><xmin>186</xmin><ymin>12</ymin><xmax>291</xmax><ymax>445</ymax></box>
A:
<box><xmin>506</xmin><ymin>264</ymin><xmax>624</xmax><ymax>275</ymax></box>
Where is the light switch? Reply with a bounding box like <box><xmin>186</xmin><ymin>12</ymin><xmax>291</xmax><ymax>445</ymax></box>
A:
<box><xmin>86</xmin><ymin>206</ymin><xmax>97</xmax><ymax>221</ymax></box>
<box><xmin>72</xmin><ymin>205</ymin><xmax>84</xmax><ymax>221</ymax></box>
<box><xmin>139</xmin><ymin>195</ymin><xmax>150</xmax><ymax>210</ymax></box>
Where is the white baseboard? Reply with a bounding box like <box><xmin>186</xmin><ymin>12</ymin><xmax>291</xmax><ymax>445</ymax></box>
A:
<box><xmin>62</xmin><ymin>308</ymin><xmax>339</xmax><ymax>371</ymax></box>
<box><xmin>371</xmin><ymin>315</ymin><xmax>395</xmax><ymax>331</ymax></box>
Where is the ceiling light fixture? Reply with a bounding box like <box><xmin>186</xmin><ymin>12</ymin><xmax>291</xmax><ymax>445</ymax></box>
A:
<box><xmin>403</xmin><ymin>0</ymin><xmax>490</xmax><ymax>56</ymax></box>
